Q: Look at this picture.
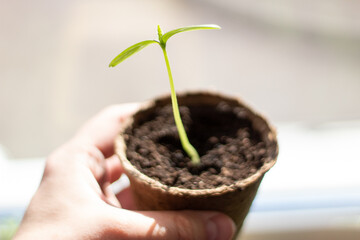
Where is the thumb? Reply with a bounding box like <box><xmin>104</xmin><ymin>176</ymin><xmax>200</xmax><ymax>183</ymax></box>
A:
<box><xmin>104</xmin><ymin>208</ymin><xmax>235</xmax><ymax>240</ymax></box>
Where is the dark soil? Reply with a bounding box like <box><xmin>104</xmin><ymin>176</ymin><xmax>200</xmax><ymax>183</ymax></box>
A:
<box><xmin>124</xmin><ymin>101</ymin><xmax>277</xmax><ymax>190</ymax></box>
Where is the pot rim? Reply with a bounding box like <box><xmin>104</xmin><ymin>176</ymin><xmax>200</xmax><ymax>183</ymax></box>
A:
<box><xmin>115</xmin><ymin>90</ymin><xmax>278</xmax><ymax>196</ymax></box>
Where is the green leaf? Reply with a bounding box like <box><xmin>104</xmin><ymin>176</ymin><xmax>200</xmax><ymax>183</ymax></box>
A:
<box><xmin>161</xmin><ymin>24</ymin><xmax>221</xmax><ymax>44</ymax></box>
<box><xmin>109</xmin><ymin>40</ymin><xmax>159</xmax><ymax>67</ymax></box>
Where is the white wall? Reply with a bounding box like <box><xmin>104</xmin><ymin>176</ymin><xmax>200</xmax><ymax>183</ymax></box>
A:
<box><xmin>1</xmin><ymin>0</ymin><xmax>360</xmax><ymax>158</ymax></box>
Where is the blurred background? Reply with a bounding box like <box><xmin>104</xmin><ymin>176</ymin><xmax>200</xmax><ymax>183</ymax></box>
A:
<box><xmin>1</xmin><ymin>0</ymin><xmax>359</xmax><ymax>239</ymax></box>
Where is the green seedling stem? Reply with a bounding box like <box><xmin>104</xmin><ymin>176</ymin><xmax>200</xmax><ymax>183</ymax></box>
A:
<box><xmin>109</xmin><ymin>24</ymin><xmax>221</xmax><ymax>165</ymax></box>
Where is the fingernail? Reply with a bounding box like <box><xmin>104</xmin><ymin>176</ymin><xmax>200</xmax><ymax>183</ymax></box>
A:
<box><xmin>206</xmin><ymin>214</ymin><xmax>236</xmax><ymax>240</ymax></box>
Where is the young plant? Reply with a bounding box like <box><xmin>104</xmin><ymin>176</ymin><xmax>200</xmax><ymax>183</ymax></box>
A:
<box><xmin>109</xmin><ymin>24</ymin><xmax>221</xmax><ymax>165</ymax></box>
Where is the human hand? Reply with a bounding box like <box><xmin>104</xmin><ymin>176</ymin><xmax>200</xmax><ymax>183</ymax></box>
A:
<box><xmin>14</xmin><ymin>104</ymin><xmax>235</xmax><ymax>240</ymax></box>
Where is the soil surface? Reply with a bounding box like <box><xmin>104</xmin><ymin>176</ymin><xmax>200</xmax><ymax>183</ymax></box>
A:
<box><xmin>124</xmin><ymin>101</ymin><xmax>277</xmax><ymax>190</ymax></box>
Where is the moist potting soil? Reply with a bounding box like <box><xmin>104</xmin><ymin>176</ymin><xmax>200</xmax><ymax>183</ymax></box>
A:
<box><xmin>124</xmin><ymin>102</ymin><xmax>277</xmax><ymax>190</ymax></box>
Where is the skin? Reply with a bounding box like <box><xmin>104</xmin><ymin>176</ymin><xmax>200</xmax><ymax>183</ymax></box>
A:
<box><xmin>14</xmin><ymin>104</ymin><xmax>235</xmax><ymax>240</ymax></box>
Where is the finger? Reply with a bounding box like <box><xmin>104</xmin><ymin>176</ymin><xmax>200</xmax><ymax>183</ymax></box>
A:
<box><xmin>110</xmin><ymin>173</ymin><xmax>135</xmax><ymax>210</ymax></box>
<box><xmin>105</xmin><ymin>155</ymin><xmax>123</xmax><ymax>183</ymax></box>
<box><xmin>103</xmin><ymin>209</ymin><xmax>235</xmax><ymax>240</ymax></box>
<box><xmin>45</xmin><ymin>143</ymin><xmax>105</xmax><ymax>181</ymax></box>
<box><xmin>43</xmin><ymin>144</ymin><xmax>106</xmax><ymax>201</ymax></box>
<box><xmin>115</xmin><ymin>186</ymin><xmax>136</xmax><ymax>210</ymax></box>
<box><xmin>102</xmin><ymin>183</ymin><xmax>121</xmax><ymax>208</ymax></box>
<box><xmin>73</xmin><ymin>103</ymin><xmax>140</xmax><ymax>158</ymax></box>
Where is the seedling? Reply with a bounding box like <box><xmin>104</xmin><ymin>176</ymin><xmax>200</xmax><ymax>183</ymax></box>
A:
<box><xmin>109</xmin><ymin>24</ymin><xmax>221</xmax><ymax>165</ymax></box>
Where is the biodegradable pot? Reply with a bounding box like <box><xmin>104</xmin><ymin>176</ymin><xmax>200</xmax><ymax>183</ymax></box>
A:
<box><xmin>116</xmin><ymin>91</ymin><xmax>278</xmax><ymax>238</ymax></box>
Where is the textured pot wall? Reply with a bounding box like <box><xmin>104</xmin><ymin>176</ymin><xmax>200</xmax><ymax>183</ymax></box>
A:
<box><xmin>128</xmin><ymin>172</ymin><xmax>263</xmax><ymax>231</ymax></box>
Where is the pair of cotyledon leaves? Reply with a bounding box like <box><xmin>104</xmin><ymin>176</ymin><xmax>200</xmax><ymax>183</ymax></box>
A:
<box><xmin>109</xmin><ymin>24</ymin><xmax>221</xmax><ymax>68</ymax></box>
